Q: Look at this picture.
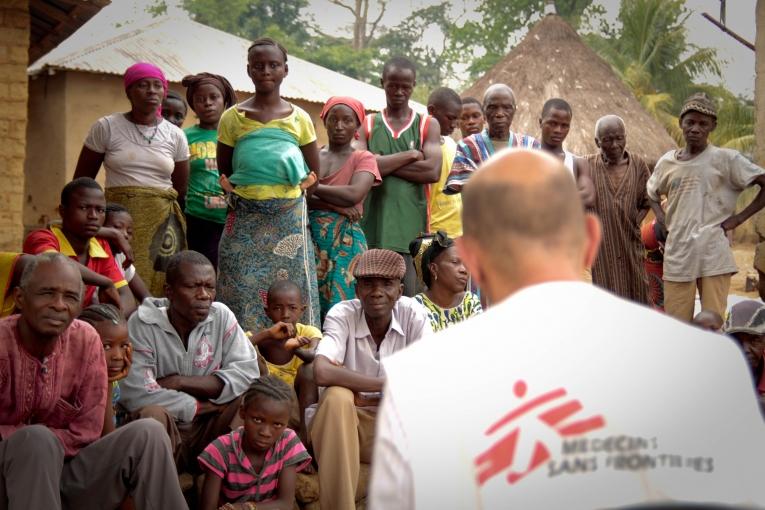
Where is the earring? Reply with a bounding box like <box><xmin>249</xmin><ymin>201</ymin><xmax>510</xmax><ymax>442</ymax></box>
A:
<box><xmin>434</xmin><ymin>274</ymin><xmax>438</xmax><ymax>281</ymax></box>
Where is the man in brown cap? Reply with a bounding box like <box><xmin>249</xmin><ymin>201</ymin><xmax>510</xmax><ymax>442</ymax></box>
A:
<box><xmin>648</xmin><ymin>92</ymin><xmax>765</xmax><ymax>321</ymax></box>
<box><xmin>310</xmin><ymin>248</ymin><xmax>432</xmax><ymax>510</ymax></box>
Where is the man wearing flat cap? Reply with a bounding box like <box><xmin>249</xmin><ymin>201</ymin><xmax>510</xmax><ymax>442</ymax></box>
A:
<box><xmin>648</xmin><ymin>92</ymin><xmax>765</xmax><ymax>322</ymax></box>
<box><xmin>310</xmin><ymin>249</ymin><xmax>432</xmax><ymax>510</ymax></box>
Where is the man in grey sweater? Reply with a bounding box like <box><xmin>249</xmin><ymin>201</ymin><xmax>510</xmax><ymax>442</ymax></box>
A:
<box><xmin>120</xmin><ymin>250</ymin><xmax>259</xmax><ymax>471</ymax></box>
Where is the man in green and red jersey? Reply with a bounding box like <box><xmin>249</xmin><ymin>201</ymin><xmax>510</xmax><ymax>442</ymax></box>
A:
<box><xmin>355</xmin><ymin>57</ymin><xmax>442</xmax><ymax>296</ymax></box>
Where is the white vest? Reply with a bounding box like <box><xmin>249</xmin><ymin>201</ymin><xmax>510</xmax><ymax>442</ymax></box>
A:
<box><xmin>371</xmin><ymin>282</ymin><xmax>765</xmax><ymax>509</ymax></box>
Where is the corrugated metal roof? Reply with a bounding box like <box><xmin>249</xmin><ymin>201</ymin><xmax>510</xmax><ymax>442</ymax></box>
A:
<box><xmin>29</xmin><ymin>15</ymin><xmax>421</xmax><ymax>112</ymax></box>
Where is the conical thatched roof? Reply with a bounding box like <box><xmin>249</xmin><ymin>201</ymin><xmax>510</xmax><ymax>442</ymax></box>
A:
<box><xmin>462</xmin><ymin>15</ymin><xmax>676</xmax><ymax>164</ymax></box>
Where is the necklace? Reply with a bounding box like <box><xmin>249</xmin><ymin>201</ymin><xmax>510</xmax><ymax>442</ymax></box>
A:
<box><xmin>128</xmin><ymin>113</ymin><xmax>160</xmax><ymax>144</ymax></box>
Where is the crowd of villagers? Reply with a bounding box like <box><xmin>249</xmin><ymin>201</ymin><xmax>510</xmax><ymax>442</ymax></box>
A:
<box><xmin>2</xmin><ymin>34</ymin><xmax>765</xmax><ymax>510</ymax></box>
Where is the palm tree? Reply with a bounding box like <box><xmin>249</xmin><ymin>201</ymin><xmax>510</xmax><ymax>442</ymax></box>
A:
<box><xmin>585</xmin><ymin>0</ymin><xmax>720</xmax><ymax>104</ymax></box>
<box><xmin>707</xmin><ymin>89</ymin><xmax>755</xmax><ymax>156</ymax></box>
<box><xmin>584</xmin><ymin>0</ymin><xmax>754</xmax><ymax>155</ymax></box>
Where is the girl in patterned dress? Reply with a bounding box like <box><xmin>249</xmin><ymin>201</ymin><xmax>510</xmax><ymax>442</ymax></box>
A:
<box><xmin>215</xmin><ymin>38</ymin><xmax>320</xmax><ymax>334</ymax></box>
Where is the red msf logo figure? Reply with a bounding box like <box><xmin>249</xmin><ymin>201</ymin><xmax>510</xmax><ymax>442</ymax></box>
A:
<box><xmin>475</xmin><ymin>380</ymin><xmax>606</xmax><ymax>486</ymax></box>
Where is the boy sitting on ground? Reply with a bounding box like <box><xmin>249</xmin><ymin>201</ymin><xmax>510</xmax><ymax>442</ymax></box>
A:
<box><xmin>249</xmin><ymin>280</ymin><xmax>322</xmax><ymax>442</ymax></box>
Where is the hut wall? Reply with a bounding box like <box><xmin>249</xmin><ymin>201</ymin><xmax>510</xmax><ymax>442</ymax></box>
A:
<box><xmin>24</xmin><ymin>69</ymin><xmax>328</xmax><ymax>233</ymax></box>
<box><xmin>25</xmin><ymin>71</ymin><xmax>68</xmax><ymax>232</ymax></box>
<box><xmin>0</xmin><ymin>1</ymin><xmax>29</xmax><ymax>250</ymax></box>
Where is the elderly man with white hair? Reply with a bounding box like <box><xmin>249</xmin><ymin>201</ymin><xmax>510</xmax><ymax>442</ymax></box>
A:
<box><xmin>585</xmin><ymin>114</ymin><xmax>652</xmax><ymax>304</ymax></box>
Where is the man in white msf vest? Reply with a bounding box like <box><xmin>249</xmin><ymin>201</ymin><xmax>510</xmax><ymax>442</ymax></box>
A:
<box><xmin>369</xmin><ymin>148</ymin><xmax>765</xmax><ymax>509</ymax></box>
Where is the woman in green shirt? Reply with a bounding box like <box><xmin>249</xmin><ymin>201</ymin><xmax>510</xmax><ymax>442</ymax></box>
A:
<box><xmin>180</xmin><ymin>72</ymin><xmax>237</xmax><ymax>268</ymax></box>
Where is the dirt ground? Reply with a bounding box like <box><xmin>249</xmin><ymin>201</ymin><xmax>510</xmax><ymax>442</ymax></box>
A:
<box><xmin>731</xmin><ymin>242</ymin><xmax>759</xmax><ymax>298</ymax></box>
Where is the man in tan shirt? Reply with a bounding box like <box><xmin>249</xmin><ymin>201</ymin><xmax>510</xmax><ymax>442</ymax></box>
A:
<box><xmin>647</xmin><ymin>93</ymin><xmax>765</xmax><ymax>321</ymax></box>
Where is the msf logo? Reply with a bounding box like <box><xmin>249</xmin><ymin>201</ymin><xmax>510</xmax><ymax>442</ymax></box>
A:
<box><xmin>475</xmin><ymin>380</ymin><xmax>605</xmax><ymax>486</ymax></box>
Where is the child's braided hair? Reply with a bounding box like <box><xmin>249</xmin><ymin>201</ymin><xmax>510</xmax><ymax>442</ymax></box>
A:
<box><xmin>79</xmin><ymin>303</ymin><xmax>124</xmax><ymax>326</ymax></box>
<box><xmin>243</xmin><ymin>375</ymin><xmax>294</xmax><ymax>409</ymax></box>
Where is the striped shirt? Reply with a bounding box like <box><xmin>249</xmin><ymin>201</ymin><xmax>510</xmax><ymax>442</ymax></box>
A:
<box><xmin>445</xmin><ymin>129</ymin><xmax>540</xmax><ymax>194</ymax></box>
<box><xmin>198</xmin><ymin>427</ymin><xmax>311</xmax><ymax>504</ymax></box>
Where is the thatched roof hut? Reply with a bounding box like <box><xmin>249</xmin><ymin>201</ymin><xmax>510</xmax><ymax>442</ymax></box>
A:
<box><xmin>461</xmin><ymin>14</ymin><xmax>676</xmax><ymax>164</ymax></box>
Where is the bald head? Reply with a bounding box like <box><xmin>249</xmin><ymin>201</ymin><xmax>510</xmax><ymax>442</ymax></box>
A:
<box><xmin>483</xmin><ymin>84</ymin><xmax>515</xmax><ymax>105</ymax></box>
<box><xmin>460</xmin><ymin>150</ymin><xmax>597</xmax><ymax>297</ymax></box>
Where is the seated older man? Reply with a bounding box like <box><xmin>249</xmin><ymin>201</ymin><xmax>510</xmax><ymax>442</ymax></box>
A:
<box><xmin>120</xmin><ymin>250</ymin><xmax>258</xmax><ymax>471</ymax></box>
<box><xmin>310</xmin><ymin>249</ymin><xmax>432</xmax><ymax>510</ymax></box>
<box><xmin>0</xmin><ymin>252</ymin><xmax>185</xmax><ymax>509</ymax></box>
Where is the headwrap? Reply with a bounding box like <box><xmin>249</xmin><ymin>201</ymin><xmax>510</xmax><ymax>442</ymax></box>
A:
<box><xmin>724</xmin><ymin>300</ymin><xmax>765</xmax><ymax>336</ymax></box>
<box><xmin>353</xmin><ymin>249</ymin><xmax>405</xmax><ymax>280</ymax></box>
<box><xmin>320</xmin><ymin>96</ymin><xmax>366</xmax><ymax>126</ymax></box>
<box><xmin>181</xmin><ymin>72</ymin><xmax>237</xmax><ymax>111</ymax></box>
<box><xmin>679</xmin><ymin>92</ymin><xmax>717</xmax><ymax>120</ymax></box>
<box><xmin>414</xmin><ymin>231</ymin><xmax>454</xmax><ymax>288</ymax></box>
<box><xmin>123</xmin><ymin>62</ymin><xmax>168</xmax><ymax>117</ymax></box>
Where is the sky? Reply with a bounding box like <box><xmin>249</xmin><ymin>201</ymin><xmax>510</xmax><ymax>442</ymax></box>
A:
<box><xmin>58</xmin><ymin>0</ymin><xmax>757</xmax><ymax>98</ymax></box>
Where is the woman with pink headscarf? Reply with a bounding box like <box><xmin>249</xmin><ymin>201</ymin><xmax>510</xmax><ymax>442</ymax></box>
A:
<box><xmin>308</xmin><ymin>96</ymin><xmax>381</xmax><ymax>320</ymax></box>
<box><xmin>74</xmin><ymin>62</ymin><xmax>190</xmax><ymax>296</ymax></box>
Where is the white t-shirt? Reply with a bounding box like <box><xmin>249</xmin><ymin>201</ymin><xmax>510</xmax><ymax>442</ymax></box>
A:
<box><xmin>646</xmin><ymin>144</ymin><xmax>765</xmax><ymax>281</ymax></box>
<box><xmin>114</xmin><ymin>252</ymin><xmax>136</xmax><ymax>282</ymax></box>
<box><xmin>84</xmin><ymin>113</ymin><xmax>189</xmax><ymax>189</ymax></box>
<box><xmin>369</xmin><ymin>281</ymin><xmax>765</xmax><ymax>509</ymax></box>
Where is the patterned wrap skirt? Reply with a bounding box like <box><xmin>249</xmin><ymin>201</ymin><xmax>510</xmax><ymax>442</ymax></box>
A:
<box><xmin>105</xmin><ymin>186</ymin><xmax>186</xmax><ymax>296</ymax></box>
<box><xmin>217</xmin><ymin>194</ymin><xmax>320</xmax><ymax>332</ymax></box>
<box><xmin>309</xmin><ymin>210</ymin><xmax>367</xmax><ymax>322</ymax></box>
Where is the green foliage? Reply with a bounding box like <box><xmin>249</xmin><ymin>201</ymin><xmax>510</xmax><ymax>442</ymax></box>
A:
<box><xmin>182</xmin><ymin>0</ymin><xmax>312</xmax><ymax>45</ymax></box>
<box><xmin>372</xmin><ymin>3</ymin><xmax>455</xmax><ymax>88</ymax></box>
<box><xmin>583</xmin><ymin>0</ymin><xmax>720</xmax><ymax>107</ymax></box>
<box><xmin>583</xmin><ymin>0</ymin><xmax>751</xmax><ymax>154</ymax></box>
<box><xmin>701</xmin><ymin>85</ymin><xmax>755</xmax><ymax>157</ymax></box>
<box><xmin>150</xmin><ymin>0</ymin><xmax>751</xmax><ymax>158</ymax></box>
<box><xmin>177</xmin><ymin>0</ymin><xmax>455</xmax><ymax>88</ymax></box>
<box><xmin>448</xmin><ymin>0</ymin><xmax>597</xmax><ymax>79</ymax></box>
<box><xmin>297</xmin><ymin>1</ymin><xmax>461</xmax><ymax>89</ymax></box>
<box><xmin>171</xmin><ymin>0</ymin><xmax>595</xmax><ymax>91</ymax></box>
<box><xmin>302</xmin><ymin>40</ymin><xmax>380</xmax><ymax>84</ymax></box>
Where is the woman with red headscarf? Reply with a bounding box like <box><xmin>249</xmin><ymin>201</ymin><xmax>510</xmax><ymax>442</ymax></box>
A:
<box><xmin>74</xmin><ymin>62</ymin><xmax>190</xmax><ymax>296</ymax></box>
<box><xmin>308</xmin><ymin>96</ymin><xmax>381</xmax><ymax>320</ymax></box>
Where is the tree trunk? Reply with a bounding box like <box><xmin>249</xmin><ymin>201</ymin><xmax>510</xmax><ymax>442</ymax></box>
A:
<box><xmin>756</xmin><ymin>0</ymin><xmax>765</xmax><ymax>165</ymax></box>
<box><xmin>352</xmin><ymin>0</ymin><xmax>366</xmax><ymax>50</ymax></box>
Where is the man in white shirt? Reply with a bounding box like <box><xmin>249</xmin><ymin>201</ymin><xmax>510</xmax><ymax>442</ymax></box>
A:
<box><xmin>369</xmin><ymin>149</ymin><xmax>765</xmax><ymax>509</ymax></box>
<box><xmin>311</xmin><ymin>249</ymin><xmax>432</xmax><ymax>510</ymax></box>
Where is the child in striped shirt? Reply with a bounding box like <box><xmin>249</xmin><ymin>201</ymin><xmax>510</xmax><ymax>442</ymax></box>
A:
<box><xmin>198</xmin><ymin>376</ymin><xmax>311</xmax><ymax>510</ymax></box>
